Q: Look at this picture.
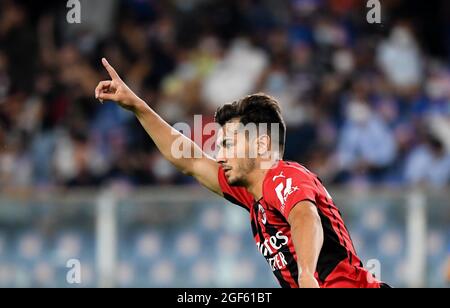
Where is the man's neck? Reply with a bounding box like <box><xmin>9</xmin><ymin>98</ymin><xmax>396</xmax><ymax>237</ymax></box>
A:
<box><xmin>246</xmin><ymin>159</ymin><xmax>280</xmax><ymax>200</ymax></box>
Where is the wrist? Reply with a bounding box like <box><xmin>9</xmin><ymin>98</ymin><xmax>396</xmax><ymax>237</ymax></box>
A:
<box><xmin>299</xmin><ymin>271</ymin><xmax>315</xmax><ymax>279</ymax></box>
<box><xmin>133</xmin><ymin>98</ymin><xmax>150</xmax><ymax>116</ymax></box>
<box><xmin>298</xmin><ymin>267</ymin><xmax>316</xmax><ymax>281</ymax></box>
<box><xmin>298</xmin><ymin>270</ymin><xmax>319</xmax><ymax>288</ymax></box>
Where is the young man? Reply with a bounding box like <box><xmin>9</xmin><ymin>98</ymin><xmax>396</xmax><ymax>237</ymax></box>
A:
<box><xmin>95</xmin><ymin>58</ymin><xmax>386</xmax><ymax>288</ymax></box>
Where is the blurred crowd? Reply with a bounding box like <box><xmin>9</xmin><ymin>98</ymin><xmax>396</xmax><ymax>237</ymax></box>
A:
<box><xmin>1</xmin><ymin>0</ymin><xmax>450</xmax><ymax>191</ymax></box>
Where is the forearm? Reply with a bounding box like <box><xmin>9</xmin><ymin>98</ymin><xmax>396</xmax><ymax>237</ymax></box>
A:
<box><xmin>133</xmin><ymin>99</ymin><xmax>204</xmax><ymax>174</ymax></box>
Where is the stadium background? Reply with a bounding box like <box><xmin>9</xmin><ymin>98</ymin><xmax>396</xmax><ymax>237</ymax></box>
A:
<box><xmin>0</xmin><ymin>0</ymin><xmax>449</xmax><ymax>287</ymax></box>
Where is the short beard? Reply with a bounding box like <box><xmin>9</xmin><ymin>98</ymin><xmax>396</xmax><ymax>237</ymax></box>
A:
<box><xmin>228</xmin><ymin>158</ymin><xmax>256</xmax><ymax>187</ymax></box>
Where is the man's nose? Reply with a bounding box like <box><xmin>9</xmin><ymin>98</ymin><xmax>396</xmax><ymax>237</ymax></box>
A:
<box><xmin>216</xmin><ymin>147</ymin><xmax>226</xmax><ymax>164</ymax></box>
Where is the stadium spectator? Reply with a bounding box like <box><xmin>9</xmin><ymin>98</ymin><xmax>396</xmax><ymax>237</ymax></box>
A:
<box><xmin>404</xmin><ymin>133</ymin><xmax>450</xmax><ymax>188</ymax></box>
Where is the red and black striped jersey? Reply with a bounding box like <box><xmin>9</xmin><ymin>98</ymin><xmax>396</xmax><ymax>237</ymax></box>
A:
<box><xmin>218</xmin><ymin>160</ymin><xmax>383</xmax><ymax>288</ymax></box>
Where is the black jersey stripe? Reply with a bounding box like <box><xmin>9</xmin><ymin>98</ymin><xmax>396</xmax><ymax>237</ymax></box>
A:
<box><xmin>223</xmin><ymin>193</ymin><xmax>250</xmax><ymax>212</ymax></box>
<box><xmin>250</xmin><ymin>218</ymin><xmax>258</xmax><ymax>237</ymax></box>
<box><xmin>327</xmin><ymin>203</ymin><xmax>361</xmax><ymax>272</ymax></box>
<box><xmin>252</xmin><ymin>202</ymin><xmax>292</xmax><ymax>288</ymax></box>
<box><xmin>329</xmin><ymin>205</ymin><xmax>348</xmax><ymax>250</ymax></box>
<box><xmin>316</xmin><ymin>207</ymin><xmax>348</xmax><ymax>282</ymax></box>
<box><xmin>266</xmin><ymin>211</ymin><xmax>299</xmax><ymax>288</ymax></box>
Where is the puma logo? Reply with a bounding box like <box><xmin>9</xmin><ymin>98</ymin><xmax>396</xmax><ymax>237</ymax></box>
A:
<box><xmin>272</xmin><ymin>171</ymin><xmax>285</xmax><ymax>182</ymax></box>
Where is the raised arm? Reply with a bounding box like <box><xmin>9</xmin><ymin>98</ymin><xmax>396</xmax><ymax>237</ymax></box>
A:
<box><xmin>95</xmin><ymin>58</ymin><xmax>222</xmax><ymax>196</ymax></box>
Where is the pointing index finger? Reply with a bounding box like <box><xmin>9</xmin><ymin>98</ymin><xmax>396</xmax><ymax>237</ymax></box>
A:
<box><xmin>102</xmin><ymin>58</ymin><xmax>120</xmax><ymax>80</ymax></box>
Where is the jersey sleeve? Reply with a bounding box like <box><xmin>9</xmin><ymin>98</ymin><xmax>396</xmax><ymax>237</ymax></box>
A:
<box><xmin>265</xmin><ymin>166</ymin><xmax>318</xmax><ymax>220</ymax></box>
<box><xmin>218</xmin><ymin>166</ymin><xmax>254</xmax><ymax>211</ymax></box>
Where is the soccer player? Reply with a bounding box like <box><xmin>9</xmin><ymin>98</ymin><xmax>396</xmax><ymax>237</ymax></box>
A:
<box><xmin>95</xmin><ymin>58</ymin><xmax>388</xmax><ymax>288</ymax></box>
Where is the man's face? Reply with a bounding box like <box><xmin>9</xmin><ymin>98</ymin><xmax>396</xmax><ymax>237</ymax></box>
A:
<box><xmin>215</xmin><ymin>120</ymin><xmax>257</xmax><ymax>186</ymax></box>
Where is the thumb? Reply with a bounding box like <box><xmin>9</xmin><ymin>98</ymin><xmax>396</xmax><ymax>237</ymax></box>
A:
<box><xmin>97</xmin><ymin>92</ymin><xmax>117</xmax><ymax>102</ymax></box>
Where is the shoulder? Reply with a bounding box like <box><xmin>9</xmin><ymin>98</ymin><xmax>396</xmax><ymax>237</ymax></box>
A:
<box><xmin>263</xmin><ymin>161</ymin><xmax>317</xmax><ymax>199</ymax></box>
<box><xmin>263</xmin><ymin>161</ymin><xmax>320</xmax><ymax>218</ymax></box>
<box><xmin>265</xmin><ymin>161</ymin><xmax>314</xmax><ymax>186</ymax></box>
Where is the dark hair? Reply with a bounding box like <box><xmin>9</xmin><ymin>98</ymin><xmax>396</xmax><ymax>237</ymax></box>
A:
<box><xmin>214</xmin><ymin>93</ymin><xmax>286</xmax><ymax>155</ymax></box>
<box><xmin>425</xmin><ymin>133</ymin><xmax>443</xmax><ymax>153</ymax></box>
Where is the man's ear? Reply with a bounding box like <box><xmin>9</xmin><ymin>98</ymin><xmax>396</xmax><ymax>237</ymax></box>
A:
<box><xmin>257</xmin><ymin>134</ymin><xmax>271</xmax><ymax>156</ymax></box>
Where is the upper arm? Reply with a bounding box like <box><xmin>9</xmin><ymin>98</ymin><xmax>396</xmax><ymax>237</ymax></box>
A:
<box><xmin>287</xmin><ymin>200</ymin><xmax>321</xmax><ymax>227</ymax></box>
<box><xmin>188</xmin><ymin>155</ymin><xmax>223</xmax><ymax>197</ymax></box>
<box><xmin>287</xmin><ymin>200</ymin><xmax>324</xmax><ymax>276</ymax></box>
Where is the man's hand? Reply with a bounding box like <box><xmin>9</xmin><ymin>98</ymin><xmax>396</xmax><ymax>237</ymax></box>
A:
<box><xmin>95</xmin><ymin>58</ymin><xmax>144</xmax><ymax>112</ymax></box>
<box><xmin>298</xmin><ymin>272</ymin><xmax>320</xmax><ymax>288</ymax></box>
